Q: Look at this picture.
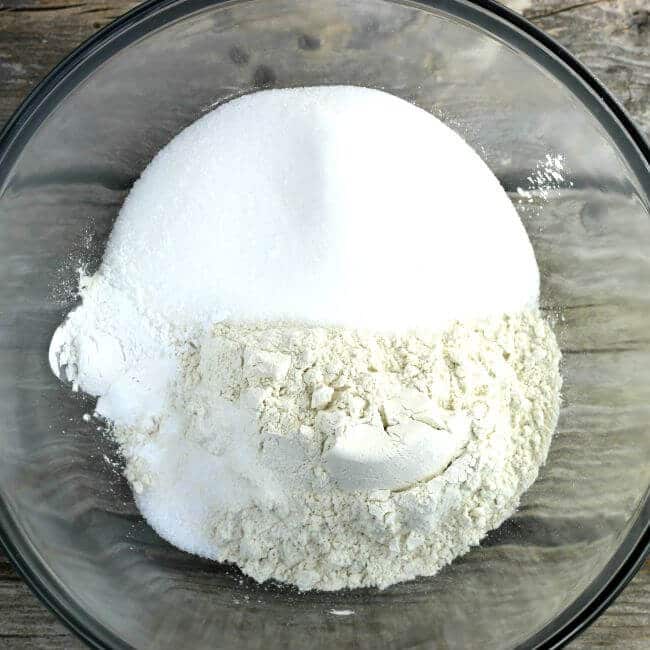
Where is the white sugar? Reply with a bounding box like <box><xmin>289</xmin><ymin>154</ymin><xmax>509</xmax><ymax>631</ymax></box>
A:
<box><xmin>101</xmin><ymin>86</ymin><xmax>538</xmax><ymax>332</ymax></box>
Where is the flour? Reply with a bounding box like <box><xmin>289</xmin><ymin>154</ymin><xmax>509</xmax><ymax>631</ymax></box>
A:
<box><xmin>48</xmin><ymin>85</ymin><xmax>562</xmax><ymax>591</ymax></box>
<box><xmin>125</xmin><ymin>312</ymin><xmax>561</xmax><ymax>591</ymax></box>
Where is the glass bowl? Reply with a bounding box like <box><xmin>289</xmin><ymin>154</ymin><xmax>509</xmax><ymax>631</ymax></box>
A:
<box><xmin>0</xmin><ymin>1</ymin><xmax>648</xmax><ymax>648</ymax></box>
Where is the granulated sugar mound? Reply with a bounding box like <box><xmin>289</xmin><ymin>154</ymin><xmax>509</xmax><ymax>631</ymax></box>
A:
<box><xmin>98</xmin><ymin>85</ymin><xmax>539</xmax><ymax>330</ymax></box>
<box><xmin>49</xmin><ymin>86</ymin><xmax>561</xmax><ymax>591</ymax></box>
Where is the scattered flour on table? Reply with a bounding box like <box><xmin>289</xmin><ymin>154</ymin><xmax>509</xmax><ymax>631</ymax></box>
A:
<box><xmin>48</xmin><ymin>85</ymin><xmax>562</xmax><ymax>591</ymax></box>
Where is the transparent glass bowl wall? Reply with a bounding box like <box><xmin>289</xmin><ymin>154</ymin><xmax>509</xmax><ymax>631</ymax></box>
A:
<box><xmin>0</xmin><ymin>1</ymin><xmax>648</xmax><ymax>648</ymax></box>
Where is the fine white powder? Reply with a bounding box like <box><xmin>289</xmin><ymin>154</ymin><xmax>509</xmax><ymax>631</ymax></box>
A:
<box><xmin>128</xmin><ymin>315</ymin><xmax>560</xmax><ymax>590</ymax></box>
<box><xmin>49</xmin><ymin>86</ymin><xmax>561</xmax><ymax>591</ymax></box>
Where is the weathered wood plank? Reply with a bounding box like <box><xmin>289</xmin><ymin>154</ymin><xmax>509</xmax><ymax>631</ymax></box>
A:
<box><xmin>570</xmin><ymin>561</ymin><xmax>650</xmax><ymax>650</ymax></box>
<box><xmin>511</xmin><ymin>0</ymin><xmax>650</xmax><ymax>138</ymax></box>
<box><xmin>0</xmin><ymin>553</ymin><xmax>84</xmax><ymax>648</ymax></box>
<box><xmin>0</xmin><ymin>1</ymin><xmax>647</xmax><ymax>648</ymax></box>
<box><xmin>0</xmin><ymin>0</ymin><xmax>139</xmax><ymax>125</ymax></box>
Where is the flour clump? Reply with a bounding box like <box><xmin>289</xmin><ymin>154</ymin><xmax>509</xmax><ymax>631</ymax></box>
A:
<box><xmin>137</xmin><ymin>315</ymin><xmax>560</xmax><ymax>590</ymax></box>
<box><xmin>49</xmin><ymin>86</ymin><xmax>562</xmax><ymax>591</ymax></box>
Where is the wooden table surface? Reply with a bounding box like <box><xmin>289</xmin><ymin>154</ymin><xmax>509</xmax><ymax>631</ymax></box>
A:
<box><xmin>0</xmin><ymin>0</ymin><xmax>647</xmax><ymax>647</ymax></box>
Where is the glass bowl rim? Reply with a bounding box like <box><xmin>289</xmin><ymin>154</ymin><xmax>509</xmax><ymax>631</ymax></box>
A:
<box><xmin>0</xmin><ymin>1</ymin><xmax>647</xmax><ymax>648</ymax></box>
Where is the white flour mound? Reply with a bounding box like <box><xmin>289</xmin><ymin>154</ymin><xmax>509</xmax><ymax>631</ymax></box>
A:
<box><xmin>48</xmin><ymin>86</ymin><xmax>561</xmax><ymax>591</ymax></box>
<box><xmin>124</xmin><ymin>313</ymin><xmax>561</xmax><ymax>591</ymax></box>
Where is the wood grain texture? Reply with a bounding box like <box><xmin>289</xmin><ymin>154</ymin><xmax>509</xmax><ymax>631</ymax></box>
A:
<box><xmin>0</xmin><ymin>0</ymin><xmax>647</xmax><ymax>648</ymax></box>
<box><xmin>514</xmin><ymin>0</ymin><xmax>650</xmax><ymax>139</ymax></box>
<box><xmin>0</xmin><ymin>553</ymin><xmax>84</xmax><ymax>648</ymax></box>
